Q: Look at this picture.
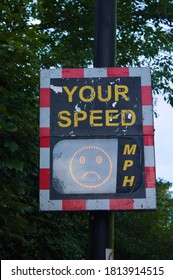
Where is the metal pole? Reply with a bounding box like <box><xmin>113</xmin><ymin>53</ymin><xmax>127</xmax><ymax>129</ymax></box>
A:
<box><xmin>89</xmin><ymin>0</ymin><xmax>117</xmax><ymax>260</ymax></box>
<box><xmin>94</xmin><ymin>0</ymin><xmax>116</xmax><ymax>67</ymax></box>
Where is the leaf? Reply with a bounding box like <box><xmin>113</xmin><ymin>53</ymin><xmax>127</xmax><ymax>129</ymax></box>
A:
<box><xmin>5</xmin><ymin>123</ymin><xmax>18</xmax><ymax>132</ymax></box>
<box><xmin>0</xmin><ymin>104</ymin><xmax>7</xmax><ymax>115</ymax></box>
<box><xmin>5</xmin><ymin>141</ymin><xmax>19</xmax><ymax>152</ymax></box>
<box><xmin>6</xmin><ymin>159</ymin><xmax>24</xmax><ymax>171</ymax></box>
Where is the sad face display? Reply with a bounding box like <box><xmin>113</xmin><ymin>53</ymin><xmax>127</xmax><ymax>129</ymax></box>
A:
<box><xmin>69</xmin><ymin>145</ymin><xmax>113</xmax><ymax>189</ymax></box>
<box><xmin>53</xmin><ymin>139</ymin><xmax>118</xmax><ymax>194</ymax></box>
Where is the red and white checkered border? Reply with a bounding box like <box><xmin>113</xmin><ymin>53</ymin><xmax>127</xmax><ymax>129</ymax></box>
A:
<box><xmin>39</xmin><ymin>67</ymin><xmax>156</xmax><ymax>211</ymax></box>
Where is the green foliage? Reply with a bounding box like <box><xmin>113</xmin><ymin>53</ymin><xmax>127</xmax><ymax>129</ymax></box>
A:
<box><xmin>38</xmin><ymin>0</ymin><xmax>95</xmax><ymax>68</ymax></box>
<box><xmin>115</xmin><ymin>180</ymin><xmax>173</xmax><ymax>260</ymax></box>
<box><xmin>37</xmin><ymin>0</ymin><xmax>173</xmax><ymax>104</ymax></box>
<box><xmin>0</xmin><ymin>0</ymin><xmax>41</xmax><ymax>258</ymax></box>
<box><xmin>116</xmin><ymin>1</ymin><xmax>173</xmax><ymax>104</ymax></box>
<box><xmin>1</xmin><ymin>212</ymin><xmax>89</xmax><ymax>260</ymax></box>
<box><xmin>0</xmin><ymin>0</ymin><xmax>173</xmax><ymax>260</ymax></box>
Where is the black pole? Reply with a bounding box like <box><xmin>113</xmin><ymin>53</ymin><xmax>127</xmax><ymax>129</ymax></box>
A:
<box><xmin>94</xmin><ymin>0</ymin><xmax>116</xmax><ymax>67</ymax></box>
<box><xmin>89</xmin><ymin>0</ymin><xmax>117</xmax><ymax>260</ymax></box>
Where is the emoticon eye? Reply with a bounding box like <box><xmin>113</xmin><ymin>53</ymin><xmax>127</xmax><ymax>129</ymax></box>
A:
<box><xmin>80</xmin><ymin>156</ymin><xmax>86</xmax><ymax>164</ymax></box>
<box><xmin>96</xmin><ymin>155</ymin><xmax>103</xmax><ymax>164</ymax></box>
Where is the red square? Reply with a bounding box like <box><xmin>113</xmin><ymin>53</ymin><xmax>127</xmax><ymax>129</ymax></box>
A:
<box><xmin>107</xmin><ymin>67</ymin><xmax>129</xmax><ymax>77</ymax></box>
<box><xmin>40</xmin><ymin>137</ymin><xmax>50</xmax><ymax>148</ymax></box>
<box><xmin>40</xmin><ymin>128</ymin><xmax>50</xmax><ymax>137</ymax></box>
<box><xmin>62</xmin><ymin>200</ymin><xmax>86</xmax><ymax>210</ymax></box>
<box><xmin>143</xmin><ymin>125</ymin><xmax>154</xmax><ymax>135</ymax></box>
<box><xmin>142</xmin><ymin>86</ymin><xmax>152</xmax><ymax>105</ymax></box>
<box><xmin>144</xmin><ymin>135</ymin><xmax>154</xmax><ymax>146</ymax></box>
<box><xmin>40</xmin><ymin>169</ymin><xmax>50</xmax><ymax>190</ymax></box>
<box><xmin>145</xmin><ymin>167</ymin><xmax>156</xmax><ymax>188</ymax></box>
<box><xmin>40</xmin><ymin>88</ymin><xmax>50</xmax><ymax>107</ymax></box>
<box><xmin>62</xmin><ymin>68</ymin><xmax>84</xmax><ymax>78</ymax></box>
<box><xmin>110</xmin><ymin>199</ymin><xmax>134</xmax><ymax>210</ymax></box>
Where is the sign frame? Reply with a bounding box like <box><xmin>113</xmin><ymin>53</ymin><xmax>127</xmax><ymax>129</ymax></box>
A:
<box><xmin>39</xmin><ymin>67</ymin><xmax>156</xmax><ymax>211</ymax></box>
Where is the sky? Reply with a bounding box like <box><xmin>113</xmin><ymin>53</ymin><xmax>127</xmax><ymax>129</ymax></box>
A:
<box><xmin>154</xmin><ymin>95</ymin><xmax>173</xmax><ymax>184</ymax></box>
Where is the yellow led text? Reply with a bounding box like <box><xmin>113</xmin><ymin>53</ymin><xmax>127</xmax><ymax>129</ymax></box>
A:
<box><xmin>58</xmin><ymin>109</ymin><xmax>136</xmax><ymax>128</ymax></box>
<box><xmin>122</xmin><ymin>144</ymin><xmax>137</xmax><ymax>187</ymax></box>
<box><xmin>63</xmin><ymin>85</ymin><xmax>129</xmax><ymax>103</ymax></box>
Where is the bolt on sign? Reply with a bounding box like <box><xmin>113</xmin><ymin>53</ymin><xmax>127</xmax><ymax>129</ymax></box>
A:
<box><xmin>39</xmin><ymin>67</ymin><xmax>156</xmax><ymax>211</ymax></box>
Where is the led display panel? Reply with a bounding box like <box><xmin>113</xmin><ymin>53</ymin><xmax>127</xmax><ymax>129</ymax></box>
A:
<box><xmin>53</xmin><ymin>139</ymin><xmax>118</xmax><ymax>194</ymax></box>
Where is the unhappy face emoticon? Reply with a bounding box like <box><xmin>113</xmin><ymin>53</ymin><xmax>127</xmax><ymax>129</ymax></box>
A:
<box><xmin>69</xmin><ymin>145</ymin><xmax>113</xmax><ymax>189</ymax></box>
<box><xmin>52</xmin><ymin>139</ymin><xmax>118</xmax><ymax>194</ymax></box>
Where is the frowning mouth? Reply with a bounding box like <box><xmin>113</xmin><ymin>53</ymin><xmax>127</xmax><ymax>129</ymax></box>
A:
<box><xmin>82</xmin><ymin>171</ymin><xmax>101</xmax><ymax>180</ymax></box>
